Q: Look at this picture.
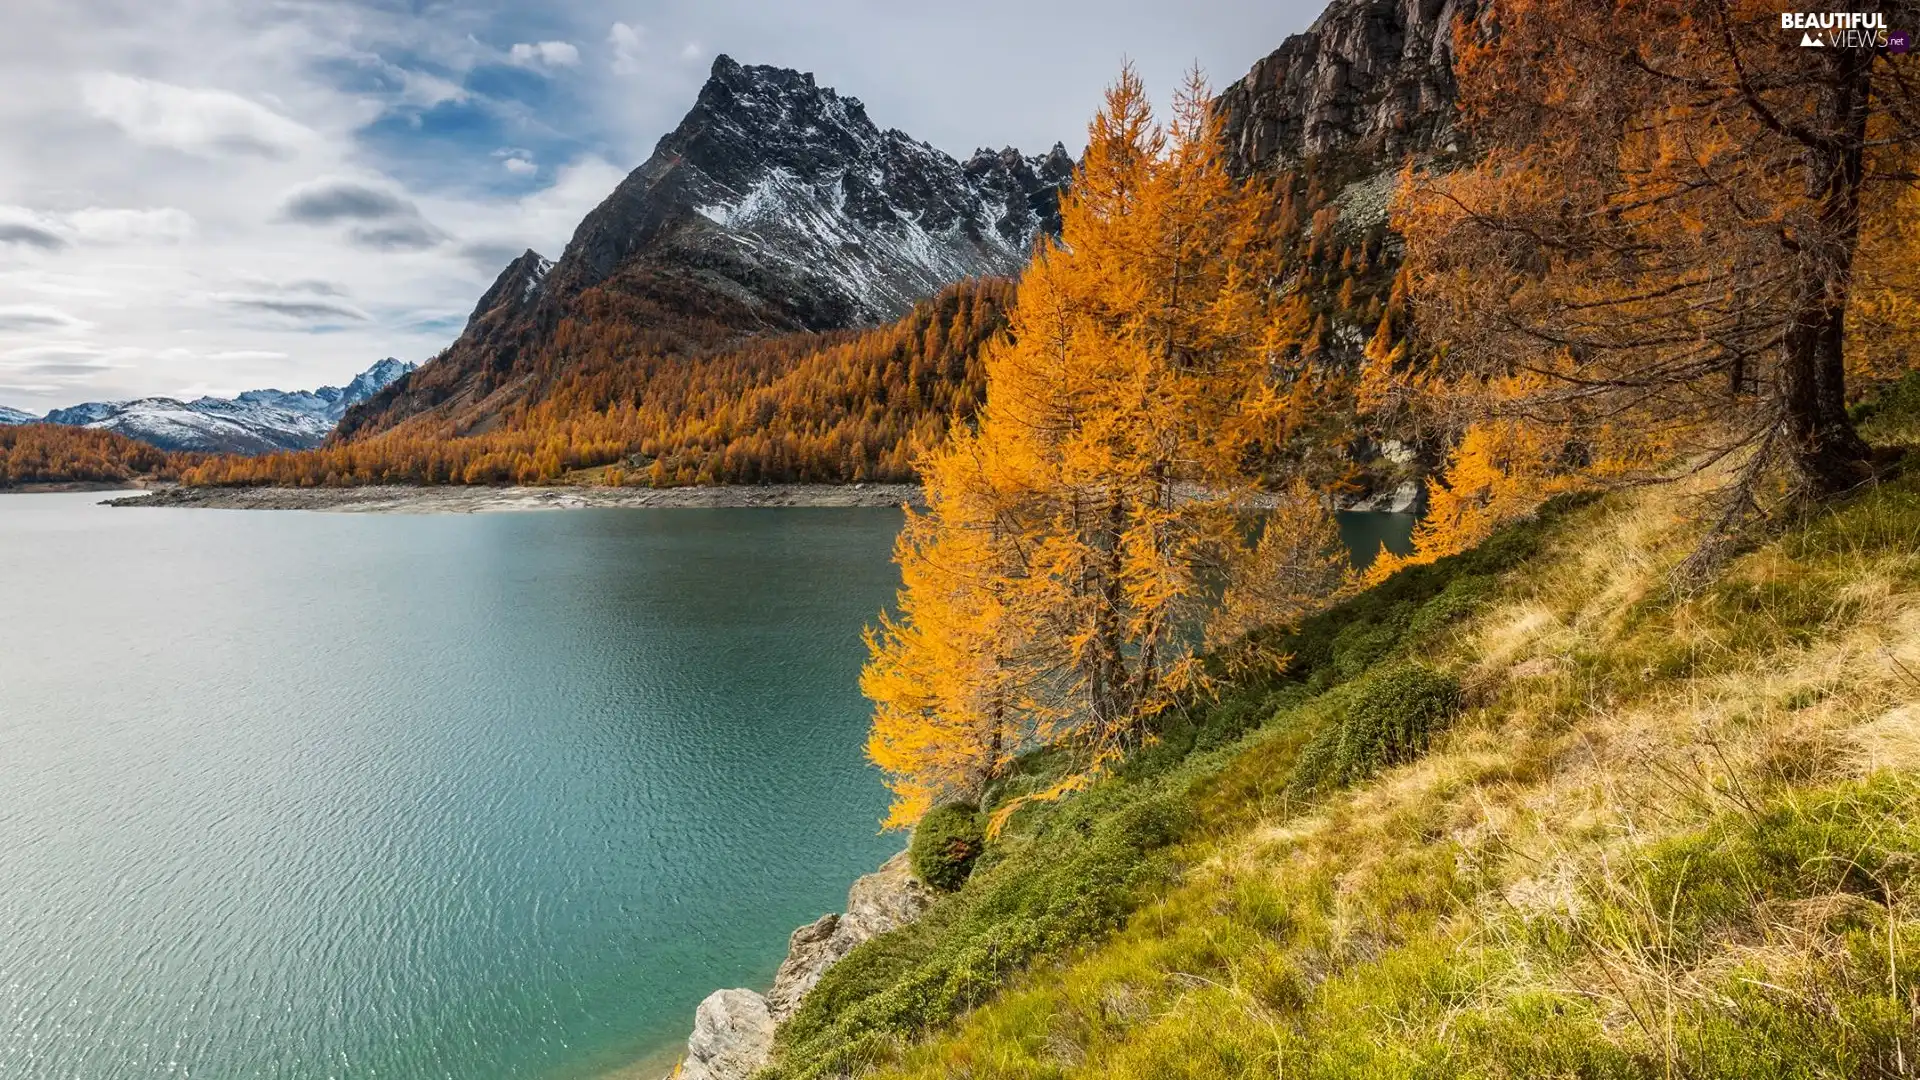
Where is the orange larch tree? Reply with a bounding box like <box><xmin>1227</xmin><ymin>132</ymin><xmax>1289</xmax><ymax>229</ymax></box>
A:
<box><xmin>862</xmin><ymin>67</ymin><xmax>1348</xmax><ymax>829</ymax></box>
<box><xmin>1395</xmin><ymin>0</ymin><xmax>1919</xmax><ymax>516</ymax></box>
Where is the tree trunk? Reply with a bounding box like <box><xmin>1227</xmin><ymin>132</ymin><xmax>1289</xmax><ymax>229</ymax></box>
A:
<box><xmin>1779</xmin><ymin>44</ymin><xmax>1875</xmax><ymax>497</ymax></box>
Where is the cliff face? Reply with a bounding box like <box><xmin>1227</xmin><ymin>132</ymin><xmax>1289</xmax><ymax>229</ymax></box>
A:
<box><xmin>1216</xmin><ymin>0</ymin><xmax>1479</xmax><ymax>174</ymax></box>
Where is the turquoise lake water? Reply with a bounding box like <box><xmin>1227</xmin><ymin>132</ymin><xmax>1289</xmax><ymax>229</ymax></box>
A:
<box><xmin>0</xmin><ymin>493</ymin><xmax>1415</xmax><ymax>1079</ymax></box>
<box><xmin>0</xmin><ymin>493</ymin><xmax>905</xmax><ymax>1080</ymax></box>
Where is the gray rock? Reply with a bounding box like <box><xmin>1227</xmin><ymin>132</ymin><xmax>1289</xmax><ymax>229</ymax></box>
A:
<box><xmin>1216</xmin><ymin>0</ymin><xmax>1483</xmax><ymax>174</ymax></box>
<box><xmin>676</xmin><ymin>988</ymin><xmax>776</xmax><ymax>1080</ymax></box>
<box><xmin>665</xmin><ymin>850</ymin><xmax>932</xmax><ymax>1077</ymax></box>
<box><xmin>766</xmin><ymin>850</ymin><xmax>929</xmax><ymax>1020</ymax></box>
<box><xmin>1341</xmin><ymin>480</ymin><xmax>1421</xmax><ymax>514</ymax></box>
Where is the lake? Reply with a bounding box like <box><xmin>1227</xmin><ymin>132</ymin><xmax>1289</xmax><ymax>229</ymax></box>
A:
<box><xmin>1338</xmin><ymin>509</ymin><xmax>1416</xmax><ymax>570</ymax></box>
<box><xmin>0</xmin><ymin>492</ymin><xmax>905</xmax><ymax>1080</ymax></box>
<box><xmin>0</xmin><ymin>493</ymin><xmax>1415</xmax><ymax>1080</ymax></box>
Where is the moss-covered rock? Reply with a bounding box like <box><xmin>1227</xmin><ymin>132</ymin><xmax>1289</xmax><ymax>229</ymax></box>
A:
<box><xmin>908</xmin><ymin>803</ymin><xmax>984</xmax><ymax>893</ymax></box>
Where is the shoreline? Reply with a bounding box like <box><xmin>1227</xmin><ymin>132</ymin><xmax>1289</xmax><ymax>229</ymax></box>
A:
<box><xmin>3</xmin><ymin>480</ymin><xmax>164</xmax><ymax>494</ymax></box>
<box><xmin>103</xmin><ymin>483</ymin><xmax>925</xmax><ymax>514</ymax></box>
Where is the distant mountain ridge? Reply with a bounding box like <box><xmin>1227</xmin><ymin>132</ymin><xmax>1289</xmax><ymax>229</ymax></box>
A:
<box><xmin>2</xmin><ymin>358</ymin><xmax>415</xmax><ymax>455</ymax></box>
<box><xmin>335</xmin><ymin>55</ymin><xmax>1070</xmax><ymax>442</ymax></box>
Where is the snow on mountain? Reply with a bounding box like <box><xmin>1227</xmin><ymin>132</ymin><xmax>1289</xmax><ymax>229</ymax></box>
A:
<box><xmin>0</xmin><ymin>406</ymin><xmax>41</xmax><ymax>425</ymax></box>
<box><xmin>237</xmin><ymin>358</ymin><xmax>417</xmax><ymax>425</ymax></box>
<box><xmin>543</xmin><ymin>54</ymin><xmax>1074</xmax><ymax>329</ymax></box>
<box><xmin>23</xmin><ymin>358</ymin><xmax>416</xmax><ymax>455</ymax></box>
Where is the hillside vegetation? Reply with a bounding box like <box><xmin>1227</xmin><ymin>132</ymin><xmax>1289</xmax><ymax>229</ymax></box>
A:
<box><xmin>181</xmin><ymin>279</ymin><xmax>1011</xmax><ymax>489</ymax></box>
<box><xmin>759</xmin><ymin>378</ymin><xmax>1920</xmax><ymax>1079</ymax></box>
<box><xmin>0</xmin><ymin>423</ymin><xmax>196</xmax><ymax>488</ymax></box>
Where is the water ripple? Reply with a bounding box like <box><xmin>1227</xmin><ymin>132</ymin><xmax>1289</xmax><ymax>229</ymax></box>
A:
<box><xmin>0</xmin><ymin>495</ymin><xmax>902</xmax><ymax>1080</ymax></box>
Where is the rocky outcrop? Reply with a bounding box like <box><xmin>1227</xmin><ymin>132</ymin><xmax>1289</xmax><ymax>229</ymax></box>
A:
<box><xmin>1216</xmin><ymin>0</ymin><xmax>1480</xmax><ymax>174</ymax></box>
<box><xmin>461</xmin><ymin>249</ymin><xmax>551</xmax><ymax>335</ymax></box>
<box><xmin>765</xmin><ymin>850</ymin><xmax>930</xmax><ymax>1020</ymax></box>
<box><xmin>665</xmin><ymin>850</ymin><xmax>931</xmax><ymax>1080</ymax></box>
<box><xmin>1340</xmin><ymin>480</ymin><xmax>1421</xmax><ymax>514</ymax></box>
<box><xmin>676</xmin><ymin>989</ymin><xmax>776</xmax><ymax>1080</ymax></box>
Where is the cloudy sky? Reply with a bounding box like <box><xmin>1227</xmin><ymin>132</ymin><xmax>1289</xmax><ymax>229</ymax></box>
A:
<box><xmin>0</xmin><ymin>0</ymin><xmax>1322</xmax><ymax>413</ymax></box>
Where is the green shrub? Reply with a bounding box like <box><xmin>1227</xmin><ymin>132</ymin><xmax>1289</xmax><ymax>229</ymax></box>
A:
<box><xmin>909</xmin><ymin>803</ymin><xmax>984</xmax><ymax>892</ymax></box>
<box><xmin>1290</xmin><ymin>663</ymin><xmax>1461</xmax><ymax>795</ymax></box>
<box><xmin>768</xmin><ymin>784</ymin><xmax>1195</xmax><ymax>1079</ymax></box>
<box><xmin>1331</xmin><ymin>618</ymin><xmax>1403</xmax><ymax>680</ymax></box>
<box><xmin>1848</xmin><ymin>367</ymin><xmax>1920</xmax><ymax>427</ymax></box>
<box><xmin>1247</xmin><ymin>491</ymin><xmax>1601</xmax><ymax>690</ymax></box>
<box><xmin>1404</xmin><ymin>573</ymin><xmax>1499</xmax><ymax>641</ymax></box>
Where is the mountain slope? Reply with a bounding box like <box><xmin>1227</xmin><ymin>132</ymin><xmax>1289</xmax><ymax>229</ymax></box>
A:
<box><xmin>336</xmin><ymin>56</ymin><xmax>1069</xmax><ymax>442</ymax></box>
<box><xmin>0</xmin><ymin>406</ymin><xmax>39</xmax><ymax>426</ymax></box>
<box><xmin>744</xmin><ymin>376</ymin><xmax>1920</xmax><ymax>1080</ymax></box>
<box><xmin>181</xmin><ymin>279</ymin><xmax>1013</xmax><ymax>488</ymax></box>
<box><xmin>35</xmin><ymin>358</ymin><xmax>415</xmax><ymax>455</ymax></box>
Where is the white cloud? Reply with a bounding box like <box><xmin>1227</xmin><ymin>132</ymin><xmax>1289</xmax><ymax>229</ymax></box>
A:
<box><xmin>0</xmin><ymin>206</ymin><xmax>69</xmax><ymax>250</ymax></box>
<box><xmin>509</xmin><ymin>40</ymin><xmax>581</xmax><ymax>69</ymax></box>
<box><xmin>0</xmin><ymin>205</ymin><xmax>194</xmax><ymax>248</ymax></box>
<box><xmin>79</xmin><ymin>73</ymin><xmax>316</xmax><ymax>159</ymax></box>
<box><xmin>0</xmin><ymin>305</ymin><xmax>91</xmax><ymax>332</ymax></box>
<box><xmin>393</xmin><ymin>68</ymin><xmax>469</xmax><ymax>109</ymax></box>
<box><xmin>493</xmin><ymin>147</ymin><xmax>538</xmax><ymax>175</ymax></box>
<box><xmin>67</xmin><ymin>207</ymin><xmax>196</xmax><ymax>244</ymax></box>
<box><xmin>609</xmin><ymin>22</ymin><xmax>645</xmax><ymax>75</ymax></box>
<box><xmin>210</xmin><ymin>292</ymin><xmax>373</xmax><ymax>323</ymax></box>
<box><xmin>680</xmin><ymin>42</ymin><xmax>703</xmax><ymax>62</ymax></box>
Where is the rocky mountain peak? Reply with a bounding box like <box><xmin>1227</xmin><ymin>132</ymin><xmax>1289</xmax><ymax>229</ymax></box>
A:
<box><xmin>532</xmin><ymin>56</ymin><xmax>1070</xmax><ymax>327</ymax></box>
<box><xmin>24</xmin><ymin>358</ymin><xmax>416</xmax><ymax>454</ymax></box>
<box><xmin>1216</xmin><ymin>0</ymin><xmax>1480</xmax><ymax>175</ymax></box>
<box><xmin>341</xmin><ymin>57</ymin><xmax>1072</xmax><ymax>443</ymax></box>
<box><xmin>464</xmin><ymin>249</ymin><xmax>552</xmax><ymax>333</ymax></box>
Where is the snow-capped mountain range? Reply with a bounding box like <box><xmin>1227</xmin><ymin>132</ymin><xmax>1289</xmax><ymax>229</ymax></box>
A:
<box><xmin>0</xmin><ymin>358</ymin><xmax>415</xmax><ymax>455</ymax></box>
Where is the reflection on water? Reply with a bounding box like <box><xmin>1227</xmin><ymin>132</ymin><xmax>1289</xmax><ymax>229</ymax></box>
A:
<box><xmin>1338</xmin><ymin>510</ymin><xmax>1417</xmax><ymax>570</ymax></box>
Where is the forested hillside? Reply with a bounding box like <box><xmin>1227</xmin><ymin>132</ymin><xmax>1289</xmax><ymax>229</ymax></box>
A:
<box><xmin>702</xmin><ymin>5</ymin><xmax>1920</xmax><ymax>1076</ymax></box>
<box><xmin>181</xmin><ymin>280</ymin><xmax>1011</xmax><ymax>487</ymax></box>
<box><xmin>0</xmin><ymin>424</ymin><xmax>197</xmax><ymax>488</ymax></box>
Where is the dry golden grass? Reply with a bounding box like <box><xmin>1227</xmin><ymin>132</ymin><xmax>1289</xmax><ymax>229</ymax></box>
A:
<box><xmin>834</xmin><ymin>445</ymin><xmax>1920</xmax><ymax>1080</ymax></box>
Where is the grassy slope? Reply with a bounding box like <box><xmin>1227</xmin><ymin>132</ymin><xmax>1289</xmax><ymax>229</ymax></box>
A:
<box><xmin>766</xmin><ymin>379</ymin><xmax>1920</xmax><ymax>1080</ymax></box>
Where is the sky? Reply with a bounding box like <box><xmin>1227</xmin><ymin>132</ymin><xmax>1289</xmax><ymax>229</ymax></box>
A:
<box><xmin>0</xmin><ymin>0</ymin><xmax>1324</xmax><ymax>413</ymax></box>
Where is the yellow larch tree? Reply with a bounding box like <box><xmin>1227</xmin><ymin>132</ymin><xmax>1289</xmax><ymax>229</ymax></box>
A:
<box><xmin>862</xmin><ymin>430</ymin><xmax>1030</xmax><ymax>828</ymax></box>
